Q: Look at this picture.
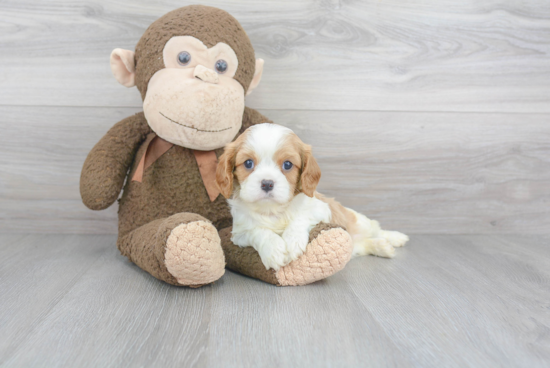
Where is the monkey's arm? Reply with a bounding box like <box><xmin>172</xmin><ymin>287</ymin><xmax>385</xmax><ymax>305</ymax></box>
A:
<box><xmin>80</xmin><ymin>112</ymin><xmax>151</xmax><ymax>210</ymax></box>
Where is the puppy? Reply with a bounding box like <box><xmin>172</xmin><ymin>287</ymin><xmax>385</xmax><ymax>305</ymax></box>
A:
<box><xmin>216</xmin><ymin>123</ymin><xmax>409</xmax><ymax>270</ymax></box>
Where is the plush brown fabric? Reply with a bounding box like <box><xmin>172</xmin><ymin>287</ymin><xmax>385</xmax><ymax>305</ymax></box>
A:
<box><xmin>80</xmin><ymin>113</ymin><xmax>151</xmax><ymax>210</ymax></box>
<box><xmin>117</xmin><ymin>213</ymin><xmax>207</xmax><ymax>286</ymax></box>
<box><xmin>219</xmin><ymin>227</ymin><xmax>280</xmax><ymax>285</ymax></box>
<box><xmin>116</xmin><ymin>107</ymin><xmax>267</xmax><ymax>238</ymax></box>
<box><xmin>82</xmin><ymin>107</ymin><xmax>270</xmax><ymax>285</ymax></box>
<box><xmin>135</xmin><ymin>5</ymin><xmax>256</xmax><ymax>100</ymax></box>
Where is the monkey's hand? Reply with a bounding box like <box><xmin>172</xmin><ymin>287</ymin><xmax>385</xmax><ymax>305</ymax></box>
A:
<box><xmin>80</xmin><ymin>113</ymin><xmax>150</xmax><ymax>210</ymax></box>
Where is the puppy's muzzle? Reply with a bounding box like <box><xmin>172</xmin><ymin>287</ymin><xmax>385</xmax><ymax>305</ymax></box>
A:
<box><xmin>261</xmin><ymin>180</ymin><xmax>274</xmax><ymax>193</ymax></box>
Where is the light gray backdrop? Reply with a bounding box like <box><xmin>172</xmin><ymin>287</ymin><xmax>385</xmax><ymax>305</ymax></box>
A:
<box><xmin>1</xmin><ymin>0</ymin><xmax>549</xmax><ymax>234</ymax></box>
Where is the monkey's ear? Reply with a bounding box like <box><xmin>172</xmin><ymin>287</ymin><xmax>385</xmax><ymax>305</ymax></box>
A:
<box><xmin>110</xmin><ymin>48</ymin><xmax>136</xmax><ymax>88</ymax></box>
<box><xmin>246</xmin><ymin>58</ymin><xmax>264</xmax><ymax>96</ymax></box>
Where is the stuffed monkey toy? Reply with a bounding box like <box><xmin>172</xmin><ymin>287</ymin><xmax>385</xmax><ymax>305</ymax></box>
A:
<box><xmin>80</xmin><ymin>5</ymin><xmax>353</xmax><ymax>287</ymax></box>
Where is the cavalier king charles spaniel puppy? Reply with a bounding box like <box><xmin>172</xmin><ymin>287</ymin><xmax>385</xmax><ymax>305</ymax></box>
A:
<box><xmin>216</xmin><ymin>123</ymin><xmax>408</xmax><ymax>271</ymax></box>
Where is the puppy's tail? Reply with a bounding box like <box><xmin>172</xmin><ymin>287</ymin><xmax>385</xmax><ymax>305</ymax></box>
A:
<box><xmin>346</xmin><ymin>209</ymin><xmax>409</xmax><ymax>259</ymax></box>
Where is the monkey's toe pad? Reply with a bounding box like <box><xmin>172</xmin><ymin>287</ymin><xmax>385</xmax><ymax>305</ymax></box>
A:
<box><xmin>276</xmin><ymin>227</ymin><xmax>353</xmax><ymax>286</ymax></box>
<box><xmin>165</xmin><ymin>220</ymin><xmax>225</xmax><ymax>286</ymax></box>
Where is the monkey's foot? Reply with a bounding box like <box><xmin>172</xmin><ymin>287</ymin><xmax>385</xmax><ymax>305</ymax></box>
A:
<box><xmin>165</xmin><ymin>220</ymin><xmax>225</xmax><ymax>286</ymax></box>
<box><xmin>220</xmin><ymin>223</ymin><xmax>352</xmax><ymax>286</ymax></box>
<box><xmin>275</xmin><ymin>224</ymin><xmax>353</xmax><ymax>286</ymax></box>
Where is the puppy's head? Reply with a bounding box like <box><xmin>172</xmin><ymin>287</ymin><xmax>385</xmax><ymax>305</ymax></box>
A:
<box><xmin>216</xmin><ymin>123</ymin><xmax>321</xmax><ymax>204</ymax></box>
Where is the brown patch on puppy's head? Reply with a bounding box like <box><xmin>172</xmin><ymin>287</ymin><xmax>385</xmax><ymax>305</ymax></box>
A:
<box><xmin>233</xmin><ymin>146</ymin><xmax>259</xmax><ymax>190</ymax></box>
<box><xmin>274</xmin><ymin>131</ymin><xmax>321</xmax><ymax>198</ymax></box>
<box><xmin>299</xmin><ymin>143</ymin><xmax>321</xmax><ymax>197</ymax></box>
<box><xmin>273</xmin><ymin>133</ymin><xmax>303</xmax><ymax>197</ymax></box>
<box><xmin>216</xmin><ymin>130</ymin><xmax>249</xmax><ymax>198</ymax></box>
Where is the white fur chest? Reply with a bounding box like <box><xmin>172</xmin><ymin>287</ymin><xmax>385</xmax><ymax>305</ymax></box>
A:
<box><xmin>229</xmin><ymin>193</ymin><xmax>332</xmax><ymax>246</ymax></box>
<box><xmin>229</xmin><ymin>198</ymin><xmax>294</xmax><ymax>236</ymax></box>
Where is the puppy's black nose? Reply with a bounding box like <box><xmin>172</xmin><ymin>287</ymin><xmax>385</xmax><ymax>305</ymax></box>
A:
<box><xmin>261</xmin><ymin>180</ymin><xmax>274</xmax><ymax>192</ymax></box>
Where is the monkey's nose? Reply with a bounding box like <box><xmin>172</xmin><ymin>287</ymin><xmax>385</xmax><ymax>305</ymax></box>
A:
<box><xmin>193</xmin><ymin>65</ymin><xmax>219</xmax><ymax>84</ymax></box>
<box><xmin>261</xmin><ymin>180</ymin><xmax>274</xmax><ymax>193</ymax></box>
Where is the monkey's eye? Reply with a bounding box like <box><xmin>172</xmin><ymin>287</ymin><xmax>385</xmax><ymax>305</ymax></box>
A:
<box><xmin>282</xmin><ymin>161</ymin><xmax>293</xmax><ymax>171</ymax></box>
<box><xmin>244</xmin><ymin>159</ymin><xmax>254</xmax><ymax>170</ymax></box>
<box><xmin>177</xmin><ymin>51</ymin><xmax>191</xmax><ymax>66</ymax></box>
<box><xmin>215</xmin><ymin>59</ymin><xmax>228</xmax><ymax>74</ymax></box>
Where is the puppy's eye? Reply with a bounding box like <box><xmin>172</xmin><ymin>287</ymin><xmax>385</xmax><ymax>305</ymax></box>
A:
<box><xmin>177</xmin><ymin>51</ymin><xmax>191</xmax><ymax>66</ymax></box>
<box><xmin>244</xmin><ymin>159</ymin><xmax>254</xmax><ymax>169</ymax></box>
<box><xmin>215</xmin><ymin>59</ymin><xmax>228</xmax><ymax>74</ymax></box>
<box><xmin>282</xmin><ymin>161</ymin><xmax>293</xmax><ymax>171</ymax></box>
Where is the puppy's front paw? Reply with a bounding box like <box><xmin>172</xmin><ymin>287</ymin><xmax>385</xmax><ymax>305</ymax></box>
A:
<box><xmin>282</xmin><ymin>228</ymin><xmax>310</xmax><ymax>264</ymax></box>
<box><xmin>258</xmin><ymin>236</ymin><xmax>287</xmax><ymax>271</ymax></box>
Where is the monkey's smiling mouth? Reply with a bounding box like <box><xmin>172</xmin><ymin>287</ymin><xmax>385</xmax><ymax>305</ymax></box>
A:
<box><xmin>159</xmin><ymin>112</ymin><xmax>232</xmax><ymax>133</ymax></box>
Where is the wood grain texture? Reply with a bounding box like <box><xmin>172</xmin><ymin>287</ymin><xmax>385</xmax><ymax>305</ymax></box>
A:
<box><xmin>0</xmin><ymin>0</ymin><xmax>549</xmax><ymax>112</ymax></box>
<box><xmin>1</xmin><ymin>106</ymin><xmax>549</xmax><ymax>234</ymax></box>
<box><xmin>0</xmin><ymin>234</ymin><xmax>113</xmax><ymax>361</ymax></box>
<box><xmin>1</xmin><ymin>234</ymin><xmax>549</xmax><ymax>367</ymax></box>
<box><xmin>342</xmin><ymin>234</ymin><xmax>550</xmax><ymax>367</ymax></box>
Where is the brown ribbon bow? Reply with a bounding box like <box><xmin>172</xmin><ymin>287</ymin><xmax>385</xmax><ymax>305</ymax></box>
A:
<box><xmin>132</xmin><ymin>135</ymin><xmax>221</xmax><ymax>202</ymax></box>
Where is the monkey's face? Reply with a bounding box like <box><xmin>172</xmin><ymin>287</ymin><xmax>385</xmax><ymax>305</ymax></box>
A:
<box><xmin>110</xmin><ymin>6</ymin><xmax>264</xmax><ymax>150</ymax></box>
<box><xmin>142</xmin><ymin>36</ymin><xmax>244</xmax><ymax>150</ymax></box>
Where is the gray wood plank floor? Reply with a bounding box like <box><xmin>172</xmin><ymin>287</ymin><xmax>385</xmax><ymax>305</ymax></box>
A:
<box><xmin>1</xmin><ymin>234</ymin><xmax>548</xmax><ymax>367</ymax></box>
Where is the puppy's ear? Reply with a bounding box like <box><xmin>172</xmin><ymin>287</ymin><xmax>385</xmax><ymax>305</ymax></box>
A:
<box><xmin>300</xmin><ymin>144</ymin><xmax>321</xmax><ymax>197</ymax></box>
<box><xmin>216</xmin><ymin>141</ymin><xmax>238</xmax><ymax>199</ymax></box>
